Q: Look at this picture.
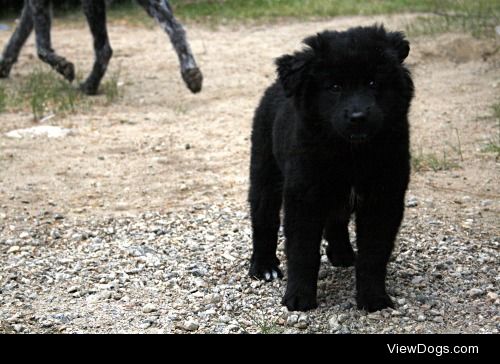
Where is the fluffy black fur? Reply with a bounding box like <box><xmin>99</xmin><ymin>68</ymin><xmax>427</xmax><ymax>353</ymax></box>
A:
<box><xmin>248</xmin><ymin>25</ymin><xmax>414</xmax><ymax>312</ymax></box>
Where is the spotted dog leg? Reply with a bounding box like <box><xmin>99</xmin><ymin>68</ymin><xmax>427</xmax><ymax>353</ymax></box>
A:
<box><xmin>79</xmin><ymin>0</ymin><xmax>113</xmax><ymax>95</ymax></box>
<box><xmin>30</xmin><ymin>0</ymin><xmax>75</xmax><ymax>82</ymax></box>
<box><xmin>137</xmin><ymin>0</ymin><xmax>203</xmax><ymax>93</ymax></box>
<box><xmin>0</xmin><ymin>1</ymin><xmax>34</xmax><ymax>78</ymax></box>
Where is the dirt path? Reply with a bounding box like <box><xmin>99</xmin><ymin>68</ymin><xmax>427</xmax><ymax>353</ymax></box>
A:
<box><xmin>0</xmin><ymin>15</ymin><xmax>498</xmax><ymax>333</ymax></box>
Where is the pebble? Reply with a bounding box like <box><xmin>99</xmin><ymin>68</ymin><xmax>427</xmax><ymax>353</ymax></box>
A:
<box><xmin>296</xmin><ymin>321</ymin><xmax>308</xmax><ymax>329</ymax></box>
<box><xmin>287</xmin><ymin>314</ymin><xmax>298</xmax><ymax>326</ymax></box>
<box><xmin>86</xmin><ymin>291</ymin><xmax>112</xmax><ymax>303</ymax></box>
<box><xmin>182</xmin><ymin>320</ymin><xmax>199</xmax><ymax>332</ymax></box>
<box><xmin>468</xmin><ymin>288</ymin><xmax>484</xmax><ymax>298</ymax></box>
<box><xmin>411</xmin><ymin>276</ymin><xmax>424</xmax><ymax>284</ymax></box>
<box><xmin>486</xmin><ymin>292</ymin><xmax>498</xmax><ymax>301</ymax></box>
<box><xmin>142</xmin><ymin>303</ymin><xmax>158</xmax><ymax>313</ymax></box>
<box><xmin>7</xmin><ymin>246</ymin><xmax>20</xmax><ymax>253</ymax></box>
<box><xmin>406</xmin><ymin>196</ymin><xmax>418</xmax><ymax>207</ymax></box>
<box><xmin>329</xmin><ymin>316</ymin><xmax>341</xmax><ymax>331</ymax></box>
<box><xmin>66</xmin><ymin>286</ymin><xmax>79</xmax><ymax>294</ymax></box>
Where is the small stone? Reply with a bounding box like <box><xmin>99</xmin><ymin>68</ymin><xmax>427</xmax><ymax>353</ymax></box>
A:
<box><xmin>296</xmin><ymin>321</ymin><xmax>308</xmax><ymax>329</ymax></box>
<box><xmin>287</xmin><ymin>314</ymin><xmax>298</xmax><ymax>326</ymax></box>
<box><xmin>329</xmin><ymin>316</ymin><xmax>341</xmax><ymax>331</ymax></box>
<box><xmin>142</xmin><ymin>303</ymin><xmax>157</xmax><ymax>313</ymax></box>
<box><xmin>19</xmin><ymin>232</ymin><xmax>30</xmax><ymax>239</ymax></box>
<box><xmin>86</xmin><ymin>291</ymin><xmax>111</xmax><ymax>303</ymax></box>
<box><xmin>182</xmin><ymin>320</ymin><xmax>199</xmax><ymax>332</ymax></box>
<box><xmin>337</xmin><ymin>314</ymin><xmax>348</xmax><ymax>323</ymax></box>
<box><xmin>139</xmin><ymin>322</ymin><xmax>152</xmax><ymax>329</ymax></box>
<box><xmin>406</xmin><ymin>196</ymin><xmax>418</xmax><ymax>207</ymax></box>
<box><xmin>417</xmin><ymin>315</ymin><xmax>426</xmax><ymax>322</ymax></box>
<box><xmin>67</xmin><ymin>286</ymin><xmax>79</xmax><ymax>294</ymax></box>
<box><xmin>468</xmin><ymin>288</ymin><xmax>484</xmax><ymax>298</ymax></box>
<box><xmin>50</xmin><ymin>229</ymin><xmax>61</xmax><ymax>239</ymax></box>
<box><xmin>411</xmin><ymin>276</ymin><xmax>424</xmax><ymax>285</ymax></box>
<box><xmin>367</xmin><ymin>313</ymin><xmax>382</xmax><ymax>320</ymax></box>
<box><xmin>205</xmin><ymin>293</ymin><xmax>221</xmax><ymax>304</ymax></box>
<box><xmin>86</xmin><ymin>294</ymin><xmax>100</xmax><ymax>304</ymax></box>
<box><xmin>7</xmin><ymin>246</ymin><xmax>20</xmax><ymax>253</ymax></box>
<box><xmin>486</xmin><ymin>292</ymin><xmax>498</xmax><ymax>301</ymax></box>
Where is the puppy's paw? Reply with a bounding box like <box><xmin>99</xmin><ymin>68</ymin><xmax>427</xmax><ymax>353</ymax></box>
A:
<box><xmin>249</xmin><ymin>259</ymin><xmax>282</xmax><ymax>282</ymax></box>
<box><xmin>282</xmin><ymin>291</ymin><xmax>317</xmax><ymax>312</ymax></box>
<box><xmin>356</xmin><ymin>292</ymin><xmax>394</xmax><ymax>312</ymax></box>
<box><xmin>327</xmin><ymin>249</ymin><xmax>355</xmax><ymax>267</ymax></box>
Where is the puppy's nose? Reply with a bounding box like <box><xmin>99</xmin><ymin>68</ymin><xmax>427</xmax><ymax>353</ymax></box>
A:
<box><xmin>350</xmin><ymin>111</ymin><xmax>366</xmax><ymax>124</ymax></box>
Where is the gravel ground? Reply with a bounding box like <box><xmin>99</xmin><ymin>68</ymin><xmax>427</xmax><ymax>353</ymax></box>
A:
<box><xmin>1</xmin><ymin>196</ymin><xmax>498</xmax><ymax>334</ymax></box>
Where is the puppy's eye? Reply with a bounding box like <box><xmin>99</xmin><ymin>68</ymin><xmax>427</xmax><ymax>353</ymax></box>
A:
<box><xmin>368</xmin><ymin>80</ymin><xmax>377</xmax><ymax>89</ymax></box>
<box><xmin>329</xmin><ymin>84</ymin><xmax>342</xmax><ymax>92</ymax></box>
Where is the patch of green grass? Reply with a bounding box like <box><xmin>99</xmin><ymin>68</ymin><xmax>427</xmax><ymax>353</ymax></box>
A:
<box><xmin>482</xmin><ymin>141</ymin><xmax>500</xmax><ymax>156</ymax></box>
<box><xmin>405</xmin><ymin>0</ymin><xmax>500</xmax><ymax>38</ymax></box>
<box><xmin>101</xmin><ymin>69</ymin><xmax>122</xmax><ymax>105</ymax></box>
<box><xmin>2</xmin><ymin>68</ymin><xmax>121</xmax><ymax>120</ymax></box>
<box><xmin>481</xmin><ymin>102</ymin><xmax>500</xmax><ymax>159</ymax></box>
<box><xmin>493</xmin><ymin>102</ymin><xmax>500</xmax><ymax>120</ymax></box>
<box><xmin>0</xmin><ymin>84</ymin><xmax>6</xmax><ymax>113</ymax></box>
<box><xmin>14</xmin><ymin>69</ymin><xmax>83</xmax><ymax>120</ymax></box>
<box><xmin>412</xmin><ymin>149</ymin><xmax>460</xmax><ymax>172</ymax></box>
<box><xmin>248</xmin><ymin>315</ymin><xmax>283</xmax><ymax>334</ymax></box>
<box><xmin>166</xmin><ymin>0</ymin><xmax>438</xmax><ymax>22</ymax></box>
<box><xmin>107</xmin><ymin>1</ymin><xmax>154</xmax><ymax>28</ymax></box>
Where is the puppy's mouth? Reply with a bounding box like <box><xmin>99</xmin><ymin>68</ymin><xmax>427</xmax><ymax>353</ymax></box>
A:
<box><xmin>349</xmin><ymin>133</ymin><xmax>369</xmax><ymax>143</ymax></box>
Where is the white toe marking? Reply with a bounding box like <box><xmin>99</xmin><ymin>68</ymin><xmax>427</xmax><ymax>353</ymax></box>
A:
<box><xmin>272</xmin><ymin>270</ymin><xmax>278</xmax><ymax>279</ymax></box>
<box><xmin>265</xmin><ymin>272</ymin><xmax>271</xmax><ymax>280</ymax></box>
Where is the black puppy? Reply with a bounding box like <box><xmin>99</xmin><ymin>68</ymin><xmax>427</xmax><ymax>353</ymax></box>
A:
<box><xmin>248</xmin><ymin>25</ymin><xmax>414</xmax><ymax>312</ymax></box>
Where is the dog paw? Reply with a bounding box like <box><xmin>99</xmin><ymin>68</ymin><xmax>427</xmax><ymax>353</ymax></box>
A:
<box><xmin>356</xmin><ymin>292</ymin><xmax>394</xmax><ymax>312</ymax></box>
<box><xmin>282</xmin><ymin>291</ymin><xmax>317</xmax><ymax>312</ymax></box>
<box><xmin>327</xmin><ymin>249</ymin><xmax>355</xmax><ymax>267</ymax></box>
<box><xmin>249</xmin><ymin>259</ymin><xmax>282</xmax><ymax>282</ymax></box>
<box><xmin>182</xmin><ymin>67</ymin><xmax>203</xmax><ymax>94</ymax></box>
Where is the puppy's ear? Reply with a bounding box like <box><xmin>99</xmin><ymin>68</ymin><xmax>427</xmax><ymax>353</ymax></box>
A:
<box><xmin>275</xmin><ymin>54</ymin><xmax>310</xmax><ymax>97</ymax></box>
<box><xmin>303</xmin><ymin>32</ymin><xmax>328</xmax><ymax>53</ymax></box>
<box><xmin>387</xmin><ymin>31</ymin><xmax>410</xmax><ymax>63</ymax></box>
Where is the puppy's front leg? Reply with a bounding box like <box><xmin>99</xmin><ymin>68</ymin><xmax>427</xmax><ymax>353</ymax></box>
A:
<box><xmin>282</xmin><ymin>185</ymin><xmax>325</xmax><ymax>311</ymax></box>
<box><xmin>355</xmin><ymin>193</ymin><xmax>405</xmax><ymax>312</ymax></box>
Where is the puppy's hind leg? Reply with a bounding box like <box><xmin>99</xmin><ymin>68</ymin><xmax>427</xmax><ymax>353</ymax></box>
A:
<box><xmin>0</xmin><ymin>1</ymin><xmax>34</xmax><ymax>78</ymax></box>
<box><xmin>249</xmin><ymin>155</ymin><xmax>283</xmax><ymax>282</ymax></box>
<box><xmin>324</xmin><ymin>212</ymin><xmax>355</xmax><ymax>267</ymax></box>
<box><xmin>80</xmin><ymin>0</ymin><xmax>113</xmax><ymax>95</ymax></box>
<box><xmin>30</xmin><ymin>0</ymin><xmax>75</xmax><ymax>81</ymax></box>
